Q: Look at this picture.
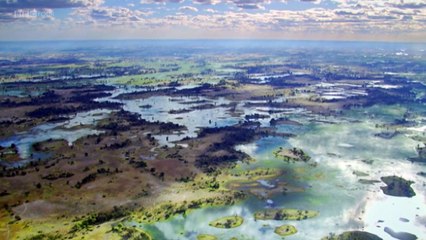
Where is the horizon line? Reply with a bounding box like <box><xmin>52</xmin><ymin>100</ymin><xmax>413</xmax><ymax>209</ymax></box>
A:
<box><xmin>0</xmin><ymin>38</ymin><xmax>425</xmax><ymax>44</ymax></box>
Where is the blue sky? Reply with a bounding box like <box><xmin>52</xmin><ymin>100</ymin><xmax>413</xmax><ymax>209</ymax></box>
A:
<box><xmin>0</xmin><ymin>0</ymin><xmax>425</xmax><ymax>41</ymax></box>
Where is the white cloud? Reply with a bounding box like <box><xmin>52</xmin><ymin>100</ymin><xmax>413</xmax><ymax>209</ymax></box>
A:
<box><xmin>71</xmin><ymin>6</ymin><xmax>152</xmax><ymax>25</ymax></box>
<box><xmin>141</xmin><ymin>0</ymin><xmax>184</xmax><ymax>4</ymax></box>
<box><xmin>1</xmin><ymin>0</ymin><xmax>425</xmax><ymax>41</ymax></box>
<box><xmin>0</xmin><ymin>0</ymin><xmax>104</xmax><ymax>22</ymax></box>
<box><xmin>63</xmin><ymin>3</ymin><xmax>426</xmax><ymax>38</ymax></box>
<box><xmin>193</xmin><ymin>0</ymin><xmax>221</xmax><ymax>5</ymax></box>
<box><xmin>179</xmin><ymin>6</ymin><xmax>199</xmax><ymax>12</ymax></box>
<box><xmin>228</xmin><ymin>0</ymin><xmax>271</xmax><ymax>10</ymax></box>
<box><xmin>0</xmin><ymin>0</ymin><xmax>104</xmax><ymax>9</ymax></box>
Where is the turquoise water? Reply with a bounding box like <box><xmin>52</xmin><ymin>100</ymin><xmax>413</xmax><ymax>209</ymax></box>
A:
<box><xmin>133</xmin><ymin>105</ymin><xmax>426</xmax><ymax>239</ymax></box>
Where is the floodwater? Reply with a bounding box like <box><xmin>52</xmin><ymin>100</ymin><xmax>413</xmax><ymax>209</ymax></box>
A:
<box><xmin>0</xmin><ymin>109</ymin><xmax>109</xmax><ymax>160</ymax></box>
<box><xmin>131</xmin><ymin>104</ymin><xmax>426</xmax><ymax>240</ymax></box>
<box><xmin>1</xmin><ymin>85</ymin><xmax>425</xmax><ymax>239</ymax></box>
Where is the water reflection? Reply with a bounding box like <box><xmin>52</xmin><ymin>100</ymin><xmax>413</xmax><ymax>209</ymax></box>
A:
<box><xmin>135</xmin><ymin>116</ymin><xmax>425</xmax><ymax>239</ymax></box>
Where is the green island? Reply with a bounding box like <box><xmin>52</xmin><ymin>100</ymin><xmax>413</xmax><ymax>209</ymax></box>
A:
<box><xmin>322</xmin><ymin>231</ymin><xmax>383</xmax><ymax>240</ymax></box>
<box><xmin>197</xmin><ymin>234</ymin><xmax>218</xmax><ymax>240</ymax></box>
<box><xmin>223</xmin><ymin>168</ymin><xmax>293</xmax><ymax>199</ymax></box>
<box><xmin>254</xmin><ymin>208</ymin><xmax>319</xmax><ymax>221</ymax></box>
<box><xmin>380</xmin><ymin>176</ymin><xmax>416</xmax><ymax>197</ymax></box>
<box><xmin>208</xmin><ymin>215</ymin><xmax>244</xmax><ymax>229</ymax></box>
<box><xmin>274</xmin><ymin>224</ymin><xmax>298</xmax><ymax>237</ymax></box>
<box><xmin>126</xmin><ymin>168</ymin><xmax>283</xmax><ymax>225</ymax></box>
<box><xmin>273</xmin><ymin>147</ymin><xmax>311</xmax><ymax>162</ymax></box>
<box><xmin>225</xmin><ymin>168</ymin><xmax>282</xmax><ymax>181</ymax></box>
<box><xmin>132</xmin><ymin>191</ymin><xmax>246</xmax><ymax>224</ymax></box>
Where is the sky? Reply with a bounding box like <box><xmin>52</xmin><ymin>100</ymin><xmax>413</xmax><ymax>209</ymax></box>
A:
<box><xmin>0</xmin><ymin>0</ymin><xmax>425</xmax><ymax>42</ymax></box>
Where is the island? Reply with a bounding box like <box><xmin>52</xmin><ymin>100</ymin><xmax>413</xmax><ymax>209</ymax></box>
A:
<box><xmin>273</xmin><ymin>147</ymin><xmax>311</xmax><ymax>162</ymax></box>
<box><xmin>208</xmin><ymin>215</ymin><xmax>244</xmax><ymax>229</ymax></box>
<box><xmin>380</xmin><ymin>176</ymin><xmax>416</xmax><ymax>198</ymax></box>
<box><xmin>197</xmin><ymin>234</ymin><xmax>218</xmax><ymax>240</ymax></box>
<box><xmin>254</xmin><ymin>208</ymin><xmax>319</xmax><ymax>221</ymax></box>
<box><xmin>322</xmin><ymin>231</ymin><xmax>383</xmax><ymax>240</ymax></box>
<box><xmin>274</xmin><ymin>224</ymin><xmax>298</xmax><ymax>237</ymax></box>
<box><xmin>384</xmin><ymin>227</ymin><xmax>417</xmax><ymax>240</ymax></box>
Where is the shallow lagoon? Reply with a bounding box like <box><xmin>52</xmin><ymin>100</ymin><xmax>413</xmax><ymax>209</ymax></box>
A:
<box><xmin>289</xmin><ymin>120</ymin><xmax>425</xmax><ymax>239</ymax></box>
<box><xmin>122</xmin><ymin>95</ymin><xmax>238</xmax><ymax>146</ymax></box>
<box><xmin>132</xmin><ymin>105</ymin><xmax>426</xmax><ymax>239</ymax></box>
<box><xmin>120</xmin><ymin>92</ymin><xmax>307</xmax><ymax>147</ymax></box>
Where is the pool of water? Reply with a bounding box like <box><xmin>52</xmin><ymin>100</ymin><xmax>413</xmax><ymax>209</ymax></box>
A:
<box><xmin>0</xmin><ymin>109</ymin><xmax>110</xmax><ymax>160</ymax></box>
<box><xmin>131</xmin><ymin>105</ymin><xmax>426</xmax><ymax>239</ymax></box>
<box><xmin>117</xmin><ymin>87</ymin><xmax>310</xmax><ymax>147</ymax></box>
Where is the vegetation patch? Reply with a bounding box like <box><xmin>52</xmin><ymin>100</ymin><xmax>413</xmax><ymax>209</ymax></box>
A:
<box><xmin>195</xmin><ymin>126</ymin><xmax>256</xmax><ymax>173</ymax></box>
<box><xmin>134</xmin><ymin>191</ymin><xmax>246</xmax><ymax>224</ymax></box>
<box><xmin>70</xmin><ymin>206</ymin><xmax>129</xmax><ymax>233</ymax></box>
<box><xmin>41</xmin><ymin>171</ymin><xmax>74</xmax><ymax>180</ymax></box>
<box><xmin>208</xmin><ymin>215</ymin><xmax>244</xmax><ymax>229</ymax></box>
<box><xmin>254</xmin><ymin>208</ymin><xmax>318</xmax><ymax>221</ymax></box>
<box><xmin>112</xmin><ymin>223</ymin><xmax>152</xmax><ymax>240</ymax></box>
<box><xmin>226</xmin><ymin>168</ymin><xmax>281</xmax><ymax>181</ymax></box>
<box><xmin>322</xmin><ymin>231</ymin><xmax>383</xmax><ymax>240</ymax></box>
<box><xmin>24</xmin><ymin>233</ymin><xmax>63</xmax><ymax>240</ymax></box>
<box><xmin>273</xmin><ymin>147</ymin><xmax>311</xmax><ymax>162</ymax></box>
<box><xmin>384</xmin><ymin>227</ymin><xmax>417</xmax><ymax>240</ymax></box>
<box><xmin>359</xmin><ymin>179</ymin><xmax>381</xmax><ymax>185</ymax></box>
<box><xmin>274</xmin><ymin>225</ymin><xmax>297</xmax><ymax>237</ymax></box>
<box><xmin>197</xmin><ymin>234</ymin><xmax>218</xmax><ymax>240</ymax></box>
<box><xmin>380</xmin><ymin>176</ymin><xmax>416</xmax><ymax>197</ymax></box>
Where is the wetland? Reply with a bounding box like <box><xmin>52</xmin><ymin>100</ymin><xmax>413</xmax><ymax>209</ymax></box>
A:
<box><xmin>0</xmin><ymin>40</ymin><xmax>425</xmax><ymax>240</ymax></box>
